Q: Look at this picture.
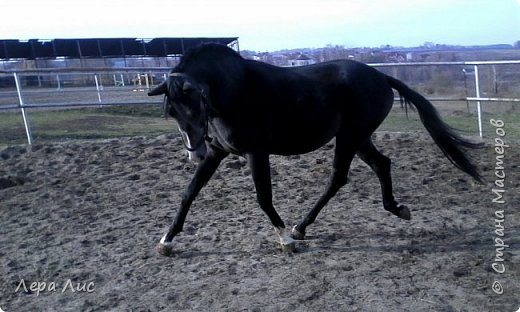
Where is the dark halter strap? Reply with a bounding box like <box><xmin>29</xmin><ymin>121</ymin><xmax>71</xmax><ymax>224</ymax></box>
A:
<box><xmin>163</xmin><ymin>75</ymin><xmax>212</xmax><ymax>151</ymax></box>
<box><xmin>180</xmin><ymin>89</ymin><xmax>211</xmax><ymax>152</ymax></box>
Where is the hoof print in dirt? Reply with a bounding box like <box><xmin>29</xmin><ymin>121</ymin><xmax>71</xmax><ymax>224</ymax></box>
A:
<box><xmin>0</xmin><ymin>176</ymin><xmax>26</xmax><ymax>190</ymax></box>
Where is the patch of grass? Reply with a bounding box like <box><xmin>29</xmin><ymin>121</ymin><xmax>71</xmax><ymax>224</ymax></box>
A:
<box><xmin>96</xmin><ymin>104</ymin><xmax>164</xmax><ymax>117</ymax></box>
<box><xmin>0</xmin><ymin>107</ymin><xmax>176</xmax><ymax>146</ymax></box>
<box><xmin>0</xmin><ymin>111</ymin><xmax>29</xmax><ymax>144</ymax></box>
<box><xmin>1</xmin><ymin>103</ymin><xmax>518</xmax><ymax>147</ymax></box>
<box><xmin>479</xmin><ymin>112</ymin><xmax>520</xmax><ymax>140</ymax></box>
<box><xmin>379</xmin><ymin>108</ymin><xmax>520</xmax><ymax>141</ymax></box>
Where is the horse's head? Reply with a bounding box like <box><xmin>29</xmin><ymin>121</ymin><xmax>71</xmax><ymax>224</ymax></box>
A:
<box><xmin>148</xmin><ymin>73</ymin><xmax>209</xmax><ymax>162</ymax></box>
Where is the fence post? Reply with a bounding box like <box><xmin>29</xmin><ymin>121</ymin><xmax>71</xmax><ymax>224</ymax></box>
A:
<box><xmin>94</xmin><ymin>74</ymin><xmax>102</xmax><ymax>104</ymax></box>
<box><xmin>56</xmin><ymin>74</ymin><xmax>61</xmax><ymax>90</ymax></box>
<box><xmin>473</xmin><ymin>65</ymin><xmax>483</xmax><ymax>138</ymax></box>
<box><xmin>145</xmin><ymin>73</ymin><xmax>150</xmax><ymax>89</ymax></box>
<box><xmin>13</xmin><ymin>72</ymin><xmax>33</xmax><ymax>145</ymax></box>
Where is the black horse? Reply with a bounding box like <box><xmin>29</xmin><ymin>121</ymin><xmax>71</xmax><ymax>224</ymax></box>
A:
<box><xmin>148</xmin><ymin>43</ymin><xmax>481</xmax><ymax>255</ymax></box>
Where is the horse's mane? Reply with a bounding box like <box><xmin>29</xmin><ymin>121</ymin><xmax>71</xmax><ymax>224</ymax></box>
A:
<box><xmin>176</xmin><ymin>44</ymin><xmax>243</xmax><ymax>72</ymax></box>
<box><xmin>175</xmin><ymin>43</ymin><xmax>246</xmax><ymax>91</ymax></box>
<box><xmin>183</xmin><ymin>43</ymin><xmax>241</xmax><ymax>60</ymax></box>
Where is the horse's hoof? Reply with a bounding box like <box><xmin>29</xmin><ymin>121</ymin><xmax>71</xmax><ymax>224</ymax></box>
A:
<box><xmin>396</xmin><ymin>205</ymin><xmax>411</xmax><ymax>220</ymax></box>
<box><xmin>386</xmin><ymin>204</ymin><xmax>411</xmax><ymax>221</ymax></box>
<box><xmin>276</xmin><ymin>228</ymin><xmax>296</xmax><ymax>252</ymax></box>
<box><xmin>291</xmin><ymin>225</ymin><xmax>305</xmax><ymax>240</ymax></box>
<box><xmin>157</xmin><ymin>243</ymin><xmax>175</xmax><ymax>256</ymax></box>
<box><xmin>157</xmin><ymin>242</ymin><xmax>175</xmax><ymax>256</ymax></box>
<box><xmin>280</xmin><ymin>237</ymin><xmax>296</xmax><ymax>253</ymax></box>
<box><xmin>157</xmin><ymin>235</ymin><xmax>175</xmax><ymax>257</ymax></box>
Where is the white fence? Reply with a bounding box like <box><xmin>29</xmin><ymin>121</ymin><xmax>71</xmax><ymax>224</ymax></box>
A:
<box><xmin>0</xmin><ymin>67</ymin><xmax>171</xmax><ymax>144</ymax></box>
<box><xmin>1</xmin><ymin>60</ymin><xmax>520</xmax><ymax>144</ymax></box>
<box><xmin>370</xmin><ymin>60</ymin><xmax>520</xmax><ymax>138</ymax></box>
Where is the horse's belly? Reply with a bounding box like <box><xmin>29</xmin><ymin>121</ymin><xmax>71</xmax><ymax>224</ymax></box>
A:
<box><xmin>210</xmin><ymin>107</ymin><xmax>341</xmax><ymax>156</ymax></box>
<box><xmin>269</xmin><ymin>114</ymin><xmax>341</xmax><ymax>155</ymax></box>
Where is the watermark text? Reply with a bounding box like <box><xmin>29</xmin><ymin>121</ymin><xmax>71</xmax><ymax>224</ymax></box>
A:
<box><xmin>15</xmin><ymin>279</ymin><xmax>95</xmax><ymax>297</ymax></box>
<box><xmin>489</xmin><ymin>119</ymin><xmax>509</xmax><ymax>295</ymax></box>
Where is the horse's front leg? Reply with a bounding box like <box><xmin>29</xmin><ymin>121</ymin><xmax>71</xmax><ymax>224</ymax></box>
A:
<box><xmin>157</xmin><ymin>146</ymin><xmax>228</xmax><ymax>256</ymax></box>
<box><xmin>247</xmin><ymin>153</ymin><xmax>295</xmax><ymax>252</ymax></box>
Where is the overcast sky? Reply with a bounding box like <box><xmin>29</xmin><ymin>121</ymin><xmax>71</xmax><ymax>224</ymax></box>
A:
<box><xmin>2</xmin><ymin>0</ymin><xmax>519</xmax><ymax>51</ymax></box>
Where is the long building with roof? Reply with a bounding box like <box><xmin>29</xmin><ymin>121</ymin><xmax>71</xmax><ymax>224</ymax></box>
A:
<box><xmin>0</xmin><ymin>37</ymin><xmax>239</xmax><ymax>70</ymax></box>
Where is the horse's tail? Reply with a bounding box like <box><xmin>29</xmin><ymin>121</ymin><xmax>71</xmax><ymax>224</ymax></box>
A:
<box><xmin>386</xmin><ymin>75</ymin><xmax>483</xmax><ymax>182</ymax></box>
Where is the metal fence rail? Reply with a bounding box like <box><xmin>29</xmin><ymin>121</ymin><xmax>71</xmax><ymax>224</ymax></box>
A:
<box><xmin>369</xmin><ymin>60</ymin><xmax>520</xmax><ymax>138</ymax></box>
<box><xmin>1</xmin><ymin>60</ymin><xmax>519</xmax><ymax>144</ymax></box>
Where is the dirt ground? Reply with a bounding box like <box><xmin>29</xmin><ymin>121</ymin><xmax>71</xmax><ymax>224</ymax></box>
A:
<box><xmin>0</xmin><ymin>132</ymin><xmax>518</xmax><ymax>311</ymax></box>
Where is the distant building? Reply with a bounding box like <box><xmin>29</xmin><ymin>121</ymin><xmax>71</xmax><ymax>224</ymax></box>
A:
<box><xmin>386</xmin><ymin>52</ymin><xmax>406</xmax><ymax>63</ymax></box>
<box><xmin>289</xmin><ymin>54</ymin><xmax>315</xmax><ymax>66</ymax></box>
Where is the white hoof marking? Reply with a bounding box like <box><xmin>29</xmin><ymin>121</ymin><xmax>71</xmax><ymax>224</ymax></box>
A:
<box><xmin>157</xmin><ymin>235</ymin><xmax>175</xmax><ymax>256</ymax></box>
<box><xmin>276</xmin><ymin>228</ymin><xmax>296</xmax><ymax>252</ymax></box>
<box><xmin>159</xmin><ymin>234</ymin><xmax>167</xmax><ymax>245</ymax></box>
<box><xmin>291</xmin><ymin>225</ymin><xmax>305</xmax><ymax>240</ymax></box>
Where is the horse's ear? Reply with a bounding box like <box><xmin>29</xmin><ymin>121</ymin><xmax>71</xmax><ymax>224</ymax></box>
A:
<box><xmin>148</xmin><ymin>81</ymin><xmax>167</xmax><ymax>96</ymax></box>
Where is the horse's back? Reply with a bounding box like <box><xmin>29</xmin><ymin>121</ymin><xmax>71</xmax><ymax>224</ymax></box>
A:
<box><xmin>286</xmin><ymin>60</ymin><xmax>395</xmax><ymax>139</ymax></box>
<box><xmin>288</xmin><ymin>59</ymin><xmax>394</xmax><ymax>111</ymax></box>
<box><xmin>214</xmin><ymin>56</ymin><xmax>394</xmax><ymax>155</ymax></box>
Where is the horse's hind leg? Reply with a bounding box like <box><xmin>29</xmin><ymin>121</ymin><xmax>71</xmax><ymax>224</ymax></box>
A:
<box><xmin>247</xmin><ymin>153</ymin><xmax>295</xmax><ymax>252</ymax></box>
<box><xmin>292</xmin><ymin>142</ymin><xmax>357</xmax><ymax>240</ymax></box>
<box><xmin>356</xmin><ymin>140</ymin><xmax>411</xmax><ymax>220</ymax></box>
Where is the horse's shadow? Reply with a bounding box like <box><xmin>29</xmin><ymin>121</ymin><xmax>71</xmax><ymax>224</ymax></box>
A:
<box><xmin>161</xmin><ymin>223</ymin><xmax>502</xmax><ymax>260</ymax></box>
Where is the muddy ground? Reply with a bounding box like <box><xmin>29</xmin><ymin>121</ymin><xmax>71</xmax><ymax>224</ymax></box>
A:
<box><xmin>0</xmin><ymin>132</ymin><xmax>519</xmax><ymax>311</ymax></box>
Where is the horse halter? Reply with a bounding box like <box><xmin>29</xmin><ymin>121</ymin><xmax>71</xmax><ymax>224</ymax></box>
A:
<box><xmin>164</xmin><ymin>73</ymin><xmax>212</xmax><ymax>152</ymax></box>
